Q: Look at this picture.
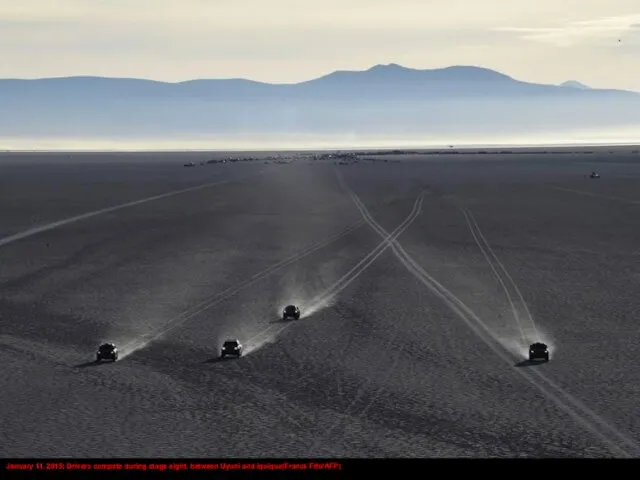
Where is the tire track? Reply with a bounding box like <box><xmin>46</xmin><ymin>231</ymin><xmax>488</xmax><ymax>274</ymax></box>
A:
<box><xmin>459</xmin><ymin>203</ymin><xmax>541</xmax><ymax>340</ymax></box>
<box><xmin>211</xmin><ymin>192</ymin><xmax>423</xmax><ymax>451</ymax></box>
<box><xmin>117</xmin><ymin>196</ymin><xmax>413</xmax><ymax>359</ymax></box>
<box><xmin>0</xmin><ymin>169</ymin><xmax>268</xmax><ymax>249</ymax></box>
<box><xmin>450</xmin><ymin>200</ymin><xmax>533</xmax><ymax>346</ymax></box>
<box><xmin>307</xmin><ymin>194</ymin><xmax>424</xmax><ymax>452</ymax></box>
<box><xmin>242</xmin><ymin>193</ymin><xmax>424</xmax><ymax>354</ymax></box>
<box><xmin>336</xmin><ymin>168</ymin><xmax>640</xmax><ymax>458</ymax></box>
<box><xmin>305</xmin><ymin>194</ymin><xmax>423</xmax><ymax>314</ymax></box>
<box><xmin>117</xmin><ymin>218</ymin><xmax>366</xmax><ymax>357</ymax></box>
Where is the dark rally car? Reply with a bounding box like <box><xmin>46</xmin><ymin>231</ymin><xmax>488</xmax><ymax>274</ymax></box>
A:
<box><xmin>220</xmin><ymin>339</ymin><xmax>243</xmax><ymax>359</ymax></box>
<box><xmin>282</xmin><ymin>305</ymin><xmax>300</xmax><ymax>321</ymax></box>
<box><xmin>96</xmin><ymin>343</ymin><xmax>118</xmax><ymax>362</ymax></box>
<box><xmin>529</xmin><ymin>342</ymin><xmax>549</xmax><ymax>362</ymax></box>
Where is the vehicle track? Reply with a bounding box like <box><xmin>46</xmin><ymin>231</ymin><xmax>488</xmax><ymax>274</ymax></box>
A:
<box><xmin>115</xmin><ymin>219</ymin><xmax>365</xmax><ymax>357</ymax></box>
<box><xmin>305</xmin><ymin>195</ymin><xmax>424</xmax><ymax>453</ymax></box>
<box><xmin>452</xmin><ymin>199</ymin><xmax>540</xmax><ymax>346</ymax></box>
<box><xmin>241</xmin><ymin>193</ymin><xmax>424</xmax><ymax>355</ymax></box>
<box><xmin>194</xmin><ymin>192</ymin><xmax>424</xmax><ymax>453</ymax></box>
<box><xmin>117</xmin><ymin>194</ymin><xmax>416</xmax><ymax>359</ymax></box>
<box><xmin>336</xmin><ymin>167</ymin><xmax>640</xmax><ymax>458</ymax></box>
<box><xmin>0</xmin><ymin>169</ymin><xmax>268</xmax><ymax>249</ymax></box>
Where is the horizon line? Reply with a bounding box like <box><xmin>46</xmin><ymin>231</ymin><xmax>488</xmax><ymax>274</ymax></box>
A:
<box><xmin>2</xmin><ymin>141</ymin><xmax>640</xmax><ymax>154</ymax></box>
<box><xmin>0</xmin><ymin>63</ymin><xmax>549</xmax><ymax>85</ymax></box>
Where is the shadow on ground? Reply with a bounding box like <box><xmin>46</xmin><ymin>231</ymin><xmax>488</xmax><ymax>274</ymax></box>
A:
<box><xmin>204</xmin><ymin>356</ymin><xmax>243</xmax><ymax>364</ymax></box>
<box><xmin>515</xmin><ymin>359</ymin><xmax>549</xmax><ymax>368</ymax></box>
<box><xmin>269</xmin><ymin>318</ymin><xmax>299</xmax><ymax>324</ymax></box>
<box><xmin>74</xmin><ymin>360</ymin><xmax>115</xmax><ymax>368</ymax></box>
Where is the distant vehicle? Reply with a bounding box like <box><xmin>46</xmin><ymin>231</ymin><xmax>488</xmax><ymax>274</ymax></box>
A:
<box><xmin>590</xmin><ymin>172</ymin><xmax>600</xmax><ymax>178</ymax></box>
<box><xmin>96</xmin><ymin>343</ymin><xmax>118</xmax><ymax>362</ymax></box>
<box><xmin>184</xmin><ymin>162</ymin><xmax>195</xmax><ymax>167</ymax></box>
<box><xmin>529</xmin><ymin>342</ymin><xmax>549</xmax><ymax>362</ymax></box>
<box><xmin>220</xmin><ymin>339</ymin><xmax>243</xmax><ymax>358</ymax></box>
<box><xmin>282</xmin><ymin>305</ymin><xmax>301</xmax><ymax>321</ymax></box>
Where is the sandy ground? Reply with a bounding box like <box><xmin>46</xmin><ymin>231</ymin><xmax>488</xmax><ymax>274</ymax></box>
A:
<box><xmin>1</xmin><ymin>150</ymin><xmax>640</xmax><ymax>457</ymax></box>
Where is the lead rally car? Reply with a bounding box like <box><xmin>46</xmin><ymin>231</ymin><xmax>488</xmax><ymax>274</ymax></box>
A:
<box><xmin>528</xmin><ymin>342</ymin><xmax>549</xmax><ymax>362</ymax></box>
<box><xmin>96</xmin><ymin>343</ymin><xmax>118</xmax><ymax>362</ymax></box>
<box><xmin>220</xmin><ymin>339</ymin><xmax>243</xmax><ymax>359</ymax></box>
<box><xmin>282</xmin><ymin>305</ymin><xmax>301</xmax><ymax>321</ymax></box>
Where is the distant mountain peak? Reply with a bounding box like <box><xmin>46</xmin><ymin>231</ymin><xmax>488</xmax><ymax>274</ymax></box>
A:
<box><xmin>367</xmin><ymin>63</ymin><xmax>408</xmax><ymax>70</ymax></box>
<box><xmin>315</xmin><ymin>64</ymin><xmax>515</xmax><ymax>84</ymax></box>
<box><xmin>561</xmin><ymin>80</ymin><xmax>591</xmax><ymax>89</ymax></box>
<box><xmin>365</xmin><ymin>63</ymin><xmax>508</xmax><ymax>76</ymax></box>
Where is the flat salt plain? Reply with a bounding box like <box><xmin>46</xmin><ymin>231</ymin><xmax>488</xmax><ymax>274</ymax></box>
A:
<box><xmin>1</xmin><ymin>146</ymin><xmax>640</xmax><ymax>457</ymax></box>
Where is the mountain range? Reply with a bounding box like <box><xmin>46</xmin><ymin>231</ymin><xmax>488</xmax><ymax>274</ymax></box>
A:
<box><xmin>1</xmin><ymin>64</ymin><xmax>639</xmax><ymax>141</ymax></box>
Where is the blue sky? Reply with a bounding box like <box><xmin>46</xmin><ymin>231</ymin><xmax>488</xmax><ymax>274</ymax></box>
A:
<box><xmin>1</xmin><ymin>0</ymin><xmax>639</xmax><ymax>90</ymax></box>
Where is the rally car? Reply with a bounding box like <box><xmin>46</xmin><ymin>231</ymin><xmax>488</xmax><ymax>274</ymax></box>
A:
<box><xmin>282</xmin><ymin>305</ymin><xmax>301</xmax><ymax>321</ymax></box>
<box><xmin>528</xmin><ymin>342</ymin><xmax>550</xmax><ymax>362</ymax></box>
<box><xmin>220</xmin><ymin>339</ymin><xmax>243</xmax><ymax>359</ymax></box>
<box><xmin>96</xmin><ymin>343</ymin><xmax>118</xmax><ymax>362</ymax></box>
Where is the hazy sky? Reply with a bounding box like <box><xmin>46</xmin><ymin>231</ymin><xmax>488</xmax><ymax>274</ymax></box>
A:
<box><xmin>2</xmin><ymin>0</ymin><xmax>640</xmax><ymax>90</ymax></box>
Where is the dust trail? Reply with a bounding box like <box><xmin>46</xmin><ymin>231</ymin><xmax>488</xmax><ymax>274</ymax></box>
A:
<box><xmin>338</xmin><ymin>168</ymin><xmax>640</xmax><ymax>458</ymax></box>
<box><xmin>113</xmin><ymin>218</ymin><xmax>369</xmax><ymax>358</ymax></box>
<box><xmin>110</xmin><ymin>194</ymin><xmax>406</xmax><ymax>359</ymax></box>
<box><xmin>0</xmin><ymin>170</ymin><xmax>267</xmax><ymax>249</ymax></box>
<box><xmin>273</xmin><ymin>257</ymin><xmax>343</xmax><ymax>320</ymax></box>
<box><xmin>116</xmin><ymin>334</ymin><xmax>156</xmax><ymax>360</ymax></box>
<box><xmin>242</xmin><ymin>323</ymin><xmax>290</xmax><ymax>356</ymax></box>
<box><xmin>236</xmin><ymin>193</ymin><xmax>424</xmax><ymax>358</ymax></box>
